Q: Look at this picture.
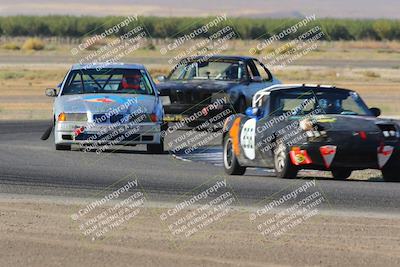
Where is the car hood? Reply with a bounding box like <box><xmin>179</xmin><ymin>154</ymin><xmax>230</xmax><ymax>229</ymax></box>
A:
<box><xmin>56</xmin><ymin>94</ymin><xmax>156</xmax><ymax>114</ymax></box>
<box><xmin>290</xmin><ymin>114</ymin><xmax>395</xmax><ymax>132</ymax></box>
<box><xmin>156</xmin><ymin>80</ymin><xmax>238</xmax><ymax>94</ymax></box>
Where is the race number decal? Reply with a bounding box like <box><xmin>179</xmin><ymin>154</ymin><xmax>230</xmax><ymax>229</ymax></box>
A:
<box><xmin>377</xmin><ymin>145</ymin><xmax>394</xmax><ymax>168</ymax></box>
<box><xmin>240</xmin><ymin>119</ymin><xmax>256</xmax><ymax>160</ymax></box>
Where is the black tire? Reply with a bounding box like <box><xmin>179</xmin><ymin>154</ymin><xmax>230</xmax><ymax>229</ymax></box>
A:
<box><xmin>331</xmin><ymin>168</ymin><xmax>352</xmax><ymax>180</ymax></box>
<box><xmin>147</xmin><ymin>138</ymin><xmax>164</xmax><ymax>154</ymax></box>
<box><xmin>55</xmin><ymin>144</ymin><xmax>71</xmax><ymax>151</ymax></box>
<box><xmin>236</xmin><ymin>97</ymin><xmax>247</xmax><ymax>114</ymax></box>
<box><xmin>273</xmin><ymin>142</ymin><xmax>298</xmax><ymax>179</ymax></box>
<box><xmin>223</xmin><ymin>135</ymin><xmax>246</xmax><ymax>175</ymax></box>
<box><xmin>382</xmin><ymin>167</ymin><xmax>399</xmax><ymax>182</ymax></box>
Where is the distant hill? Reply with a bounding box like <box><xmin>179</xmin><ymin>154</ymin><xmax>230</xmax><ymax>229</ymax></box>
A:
<box><xmin>0</xmin><ymin>0</ymin><xmax>400</xmax><ymax>19</ymax></box>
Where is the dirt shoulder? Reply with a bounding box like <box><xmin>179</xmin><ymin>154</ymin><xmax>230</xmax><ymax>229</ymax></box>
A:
<box><xmin>0</xmin><ymin>197</ymin><xmax>399</xmax><ymax>267</ymax></box>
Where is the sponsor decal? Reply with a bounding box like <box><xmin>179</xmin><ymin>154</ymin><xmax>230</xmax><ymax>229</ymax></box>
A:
<box><xmin>85</xmin><ymin>97</ymin><xmax>115</xmax><ymax>103</ymax></box>
<box><xmin>229</xmin><ymin>117</ymin><xmax>242</xmax><ymax>156</ymax></box>
<box><xmin>289</xmin><ymin>148</ymin><xmax>312</xmax><ymax>165</ymax></box>
<box><xmin>83</xmin><ymin>95</ymin><xmax>137</xmax><ymax>104</ymax></box>
<box><xmin>240</xmin><ymin>118</ymin><xmax>256</xmax><ymax>160</ymax></box>
<box><xmin>319</xmin><ymin>145</ymin><xmax>337</xmax><ymax>168</ymax></box>
<box><xmin>377</xmin><ymin>145</ymin><xmax>394</xmax><ymax>168</ymax></box>
<box><xmin>295</xmin><ymin>154</ymin><xmax>306</xmax><ymax>163</ymax></box>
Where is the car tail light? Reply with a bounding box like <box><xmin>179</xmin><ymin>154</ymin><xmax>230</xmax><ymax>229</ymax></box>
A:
<box><xmin>289</xmin><ymin>147</ymin><xmax>312</xmax><ymax>165</ymax></box>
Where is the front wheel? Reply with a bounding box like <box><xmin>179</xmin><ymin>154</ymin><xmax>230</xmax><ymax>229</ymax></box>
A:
<box><xmin>331</xmin><ymin>168</ymin><xmax>352</xmax><ymax>180</ymax></box>
<box><xmin>223</xmin><ymin>136</ymin><xmax>246</xmax><ymax>175</ymax></box>
<box><xmin>273</xmin><ymin>142</ymin><xmax>298</xmax><ymax>179</ymax></box>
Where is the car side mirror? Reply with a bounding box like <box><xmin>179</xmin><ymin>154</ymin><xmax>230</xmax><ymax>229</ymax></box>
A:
<box><xmin>45</xmin><ymin>88</ymin><xmax>58</xmax><ymax>97</ymax></box>
<box><xmin>157</xmin><ymin>75</ymin><xmax>167</xmax><ymax>82</ymax></box>
<box><xmin>245</xmin><ymin>107</ymin><xmax>261</xmax><ymax>117</ymax></box>
<box><xmin>369</xmin><ymin>107</ymin><xmax>381</xmax><ymax>117</ymax></box>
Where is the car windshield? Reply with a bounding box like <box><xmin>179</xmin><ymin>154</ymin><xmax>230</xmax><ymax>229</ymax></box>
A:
<box><xmin>62</xmin><ymin>68</ymin><xmax>154</xmax><ymax>95</ymax></box>
<box><xmin>270</xmin><ymin>88</ymin><xmax>372</xmax><ymax>116</ymax></box>
<box><xmin>169</xmin><ymin>60</ymin><xmax>246</xmax><ymax>81</ymax></box>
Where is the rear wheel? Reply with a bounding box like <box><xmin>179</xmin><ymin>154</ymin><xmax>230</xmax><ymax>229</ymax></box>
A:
<box><xmin>147</xmin><ymin>138</ymin><xmax>164</xmax><ymax>154</ymax></box>
<box><xmin>55</xmin><ymin>144</ymin><xmax>71</xmax><ymax>151</ymax></box>
<box><xmin>331</xmin><ymin>168</ymin><xmax>352</xmax><ymax>180</ymax></box>
<box><xmin>223</xmin><ymin>135</ymin><xmax>246</xmax><ymax>175</ymax></box>
<box><xmin>273</xmin><ymin>142</ymin><xmax>298</xmax><ymax>179</ymax></box>
<box><xmin>382</xmin><ymin>167</ymin><xmax>399</xmax><ymax>182</ymax></box>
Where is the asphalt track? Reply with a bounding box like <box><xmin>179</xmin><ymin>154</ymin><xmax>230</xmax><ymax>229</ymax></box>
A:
<box><xmin>0</xmin><ymin>120</ymin><xmax>399</xmax><ymax>214</ymax></box>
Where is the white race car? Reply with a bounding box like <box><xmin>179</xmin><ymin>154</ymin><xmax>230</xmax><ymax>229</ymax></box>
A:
<box><xmin>44</xmin><ymin>63</ymin><xmax>165</xmax><ymax>153</ymax></box>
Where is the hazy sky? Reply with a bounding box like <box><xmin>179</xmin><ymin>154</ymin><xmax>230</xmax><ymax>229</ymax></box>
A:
<box><xmin>0</xmin><ymin>0</ymin><xmax>399</xmax><ymax>18</ymax></box>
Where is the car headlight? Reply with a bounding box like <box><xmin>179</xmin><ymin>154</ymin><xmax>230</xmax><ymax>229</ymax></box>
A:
<box><xmin>57</xmin><ymin>112</ymin><xmax>88</xmax><ymax>122</ymax></box>
<box><xmin>129</xmin><ymin>113</ymin><xmax>158</xmax><ymax>123</ymax></box>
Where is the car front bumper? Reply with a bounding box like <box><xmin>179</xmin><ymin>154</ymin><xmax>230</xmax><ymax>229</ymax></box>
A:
<box><xmin>55</xmin><ymin>121</ymin><xmax>162</xmax><ymax>146</ymax></box>
<box><xmin>288</xmin><ymin>141</ymin><xmax>400</xmax><ymax>170</ymax></box>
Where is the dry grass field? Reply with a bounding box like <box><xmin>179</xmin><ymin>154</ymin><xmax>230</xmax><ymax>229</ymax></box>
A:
<box><xmin>0</xmin><ymin>40</ymin><xmax>399</xmax><ymax>120</ymax></box>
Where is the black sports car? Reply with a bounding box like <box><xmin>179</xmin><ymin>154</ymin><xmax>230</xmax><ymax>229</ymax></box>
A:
<box><xmin>156</xmin><ymin>55</ymin><xmax>280</xmax><ymax>127</ymax></box>
<box><xmin>222</xmin><ymin>84</ymin><xmax>400</xmax><ymax>182</ymax></box>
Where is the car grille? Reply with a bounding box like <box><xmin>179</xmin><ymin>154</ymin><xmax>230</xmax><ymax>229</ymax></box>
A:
<box><xmin>110</xmin><ymin>114</ymin><xmax>124</xmax><ymax>123</ymax></box>
<box><xmin>75</xmin><ymin>133</ymin><xmax>140</xmax><ymax>141</ymax></box>
<box><xmin>93</xmin><ymin>114</ymin><xmax>125</xmax><ymax>124</ymax></box>
<box><xmin>93</xmin><ymin>114</ymin><xmax>107</xmax><ymax>123</ymax></box>
<box><xmin>170</xmin><ymin>90</ymin><xmax>212</xmax><ymax>104</ymax></box>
